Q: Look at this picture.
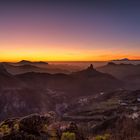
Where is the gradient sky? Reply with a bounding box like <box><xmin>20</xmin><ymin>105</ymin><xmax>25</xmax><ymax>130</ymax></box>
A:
<box><xmin>0</xmin><ymin>0</ymin><xmax>140</xmax><ymax>61</ymax></box>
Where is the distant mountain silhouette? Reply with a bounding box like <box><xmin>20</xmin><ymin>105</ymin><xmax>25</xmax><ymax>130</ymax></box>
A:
<box><xmin>112</xmin><ymin>58</ymin><xmax>130</xmax><ymax>61</ymax></box>
<box><xmin>18</xmin><ymin>60</ymin><xmax>31</xmax><ymax>65</ymax></box>
<box><xmin>17</xmin><ymin>60</ymin><xmax>48</xmax><ymax>65</ymax></box>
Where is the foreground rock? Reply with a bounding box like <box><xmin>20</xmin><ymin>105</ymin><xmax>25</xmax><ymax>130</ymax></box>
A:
<box><xmin>0</xmin><ymin>112</ymin><xmax>85</xmax><ymax>140</ymax></box>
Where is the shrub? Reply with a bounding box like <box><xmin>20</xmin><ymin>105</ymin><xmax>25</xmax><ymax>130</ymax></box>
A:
<box><xmin>0</xmin><ymin>125</ymin><xmax>11</xmax><ymax>135</ymax></box>
<box><xmin>13</xmin><ymin>123</ymin><xmax>19</xmax><ymax>131</ymax></box>
<box><xmin>61</xmin><ymin>132</ymin><xmax>76</xmax><ymax>140</ymax></box>
<box><xmin>95</xmin><ymin>134</ymin><xmax>110</xmax><ymax>140</ymax></box>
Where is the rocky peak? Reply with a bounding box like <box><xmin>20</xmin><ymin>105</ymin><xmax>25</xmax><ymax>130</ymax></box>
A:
<box><xmin>72</xmin><ymin>64</ymin><xmax>101</xmax><ymax>77</ymax></box>
<box><xmin>87</xmin><ymin>64</ymin><xmax>94</xmax><ymax>70</ymax></box>
<box><xmin>85</xmin><ymin>64</ymin><xmax>99</xmax><ymax>74</ymax></box>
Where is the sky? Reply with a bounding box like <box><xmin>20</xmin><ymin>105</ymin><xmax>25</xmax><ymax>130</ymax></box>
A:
<box><xmin>0</xmin><ymin>0</ymin><xmax>140</xmax><ymax>61</ymax></box>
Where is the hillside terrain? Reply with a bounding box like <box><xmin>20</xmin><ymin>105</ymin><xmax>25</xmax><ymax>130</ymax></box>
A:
<box><xmin>0</xmin><ymin>63</ymin><xmax>123</xmax><ymax>120</ymax></box>
<box><xmin>98</xmin><ymin>62</ymin><xmax>140</xmax><ymax>89</ymax></box>
<box><xmin>0</xmin><ymin>62</ymin><xmax>139</xmax><ymax>139</ymax></box>
<box><xmin>0</xmin><ymin>90</ymin><xmax>140</xmax><ymax>139</ymax></box>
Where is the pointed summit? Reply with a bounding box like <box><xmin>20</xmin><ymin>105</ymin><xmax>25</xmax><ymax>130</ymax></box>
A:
<box><xmin>18</xmin><ymin>60</ymin><xmax>31</xmax><ymax>65</ymax></box>
<box><xmin>72</xmin><ymin>64</ymin><xmax>101</xmax><ymax>77</ymax></box>
<box><xmin>85</xmin><ymin>64</ymin><xmax>99</xmax><ymax>74</ymax></box>
<box><xmin>88</xmin><ymin>64</ymin><xmax>94</xmax><ymax>70</ymax></box>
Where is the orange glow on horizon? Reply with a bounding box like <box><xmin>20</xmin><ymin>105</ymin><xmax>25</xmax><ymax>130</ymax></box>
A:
<box><xmin>0</xmin><ymin>50</ymin><xmax>140</xmax><ymax>62</ymax></box>
<box><xmin>0</xmin><ymin>42</ymin><xmax>140</xmax><ymax>62</ymax></box>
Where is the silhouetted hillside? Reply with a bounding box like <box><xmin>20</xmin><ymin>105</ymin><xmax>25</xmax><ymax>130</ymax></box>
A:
<box><xmin>2</xmin><ymin>62</ymin><xmax>70</xmax><ymax>75</ymax></box>
<box><xmin>2</xmin><ymin>63</ymin><xmax>48</xmax><ymax>75</ymax></box>
<box><xmin>16</xmin><ymin>65</ymin><xmax>123</xmax><ymax>96</ymax></box>
<box><xmin>98</xmin><ymin>62</ymin><xmax>140</xmax><ymax>79</ymax></box>
<box><xmin>0</xmin><ymin>64</ymin><xmax>22</xmax><ymax>88</ymax></box>
<box><xmin>0</xmin><ymin>88</ymin><xmax>61</xmax><ymax>120</ymax></box>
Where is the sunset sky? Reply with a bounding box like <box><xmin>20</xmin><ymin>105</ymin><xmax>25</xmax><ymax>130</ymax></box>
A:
<box><xmin>0</xmin><ymin>0</ymin><xmax>140</xmax><ymax>61</ymax></box>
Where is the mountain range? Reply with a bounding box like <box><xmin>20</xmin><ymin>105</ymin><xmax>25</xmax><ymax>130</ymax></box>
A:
<box><xmin>0</xmin><ymin>63</ymin><xmax>123</xmax><ymax>120</ymax></box>
<box><xmin>0</xmin><ymin>62</ymin><xmax>139</xmax><ymax>139</ymax></box>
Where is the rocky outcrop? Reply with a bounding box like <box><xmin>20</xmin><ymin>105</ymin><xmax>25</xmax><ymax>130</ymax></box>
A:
<box><xmin>0</xmin><ymin>113</ymin><xmax>84</xmax><ymax>140</ymax></box>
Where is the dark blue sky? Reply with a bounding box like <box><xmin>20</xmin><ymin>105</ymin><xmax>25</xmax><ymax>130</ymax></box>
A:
<box><xmin>0</xmin><ymin>0</ymin><xmax>140</xmax><ymax>61</ymax></box>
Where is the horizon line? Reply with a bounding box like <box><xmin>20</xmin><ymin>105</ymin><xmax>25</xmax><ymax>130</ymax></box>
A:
<box><xmin>0</xmin><ymin>59</ymin><xmax>140</xmax><ymax>63</ymax></box>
